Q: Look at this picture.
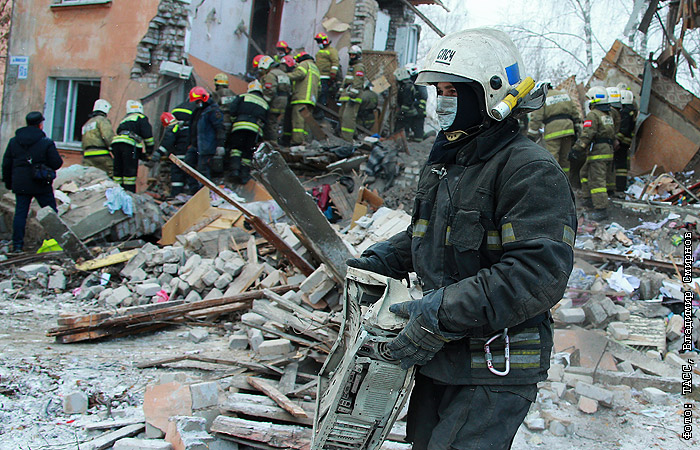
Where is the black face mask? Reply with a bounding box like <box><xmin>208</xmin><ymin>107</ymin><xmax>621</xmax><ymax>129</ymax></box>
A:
<box><xmin>447</xmin><ymin>82</ymin><xmax>487</xmax><ymax>133</ymax></box>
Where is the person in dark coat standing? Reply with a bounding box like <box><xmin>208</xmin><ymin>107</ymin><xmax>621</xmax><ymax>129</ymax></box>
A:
<box><xmin>2</xmin><ymin>112</ymin><xmax>63</xmax><ymax>253</ymax></box>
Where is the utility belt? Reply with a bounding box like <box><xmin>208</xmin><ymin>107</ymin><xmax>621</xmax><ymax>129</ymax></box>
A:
<box><xmin>594</xmin><ymin>137</ymin><xmax>614</xmax><ymax>145</ymax></box>
<box><xmin>460</xmin><ymin>311</ymin><xmax>550</xmax><ymax>340</ymax></box>
<box><xmin>543</xmin><ymin>113</ymin><xmax>573</xmax><ymax>124</ymax></box>
<box><xmin>84</xmin><ymin>146</ymin><xmax>110</xmax><ymax>157</ymax></box>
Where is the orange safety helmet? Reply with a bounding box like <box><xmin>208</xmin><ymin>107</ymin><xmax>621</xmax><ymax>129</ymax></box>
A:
<box><xmin>252</xmin><ymin>54</ymin><xmax>266</xmax><ymax>68</ymax></box>
<box><xmin>294</xmin><ymin>51</ymin><xmax>309</xmax><ymax>62</ymax></box>
<box><xmin>314</xmin><ymin>32</ymin><xmax>329</xmax><ymax>44</ymax></box>
<box><xmin>276</xmin><ymin>40</ymin><xmax>291</xmax><ymax>54</ymax></box>
<box><xmin>281</xmin><ymin>55</ymin><xmax>296</xmax><ymax>68</ymax></box>
<box><xmin>160</xmin><ymin>112</ymin><xmax>177</xmax><ymax>127</ymax></box>
<box><xmin>188</xmin><ymin>86</ymin><xmax>210</xmax><ymax>103</ymax></box>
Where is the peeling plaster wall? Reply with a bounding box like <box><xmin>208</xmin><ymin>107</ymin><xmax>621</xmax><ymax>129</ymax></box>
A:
<box><xmin>0</xmin><ymin>0</ymin><xmax>161</xmax><ymax>155</ymax></box>
<box><xmin>279</xmin><ymin>0</ymin><xmax>334</xmax><ymax>55</ymax></box>
<box><xmin>187</xmin><ymin>0</ymin><xmax>253</xmax><ymax>77</ymax></box>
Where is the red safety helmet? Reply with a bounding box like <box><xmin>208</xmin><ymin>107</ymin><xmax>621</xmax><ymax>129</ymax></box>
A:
<box><xmin>252</xmin><ymin>54</ymin><xmax>265</xmax><ymax>68</ymax></box>
<box><xmin>276</xmin><ymin>40</ymin><xmax>291</xmax><ymax>54</ymax></box>
<box><xmin>314</xmin><ymin>32</ymin><xmax>329</xmax><ymax>45</ymax></box>
<box><xmin>188</xmin><ymin>86</ymin><xmax>210</xmax><ymax>103</ymax></box>
<box><xmin>294</xmin><ymin>51</ymin><xmax>309</xmax><ymax>62</ymax></box>
<box><xmin>281</xmin><ymin>55</ymin><xmax>296</xmax><ymax>69</ymax></box>
<box><xmin>160</xmin><ymin>112</ymin><xmax>177</xmax><ymax>127</ymax></box>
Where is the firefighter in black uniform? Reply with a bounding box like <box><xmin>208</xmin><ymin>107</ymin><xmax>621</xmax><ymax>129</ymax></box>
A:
<box><xmin>152</xmin><ymin>112</ymin><xmax>191</xmax><ymax>196</ymax></box>
<box><xmin>227</xmin><ymin>80</ymin><xmax>269</xmax><ymax>184</ymax></box>
<box><xmin>615</xmin><ymin>89</ymin><xmax>638</xmax><ymax>192</ymax></box>
<box><xmin>111</xmin><ymin>100</ymin><xmax>154</xmax><ymax>192</ymax></box>
<box><xmin>347</xmin><ymin>29</ymin><xmax>576</xmax><ymax>450</ymax></box>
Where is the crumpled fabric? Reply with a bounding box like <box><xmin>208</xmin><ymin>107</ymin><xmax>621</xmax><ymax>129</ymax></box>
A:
<box><xmin>104</xmin><ymin>187</ymin><xmax>134</xmax><ymax>216</ymax></box>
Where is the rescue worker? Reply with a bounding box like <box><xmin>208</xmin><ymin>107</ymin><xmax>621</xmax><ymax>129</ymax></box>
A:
<box><xmin>170</xmin><ymin>100</ymin><xmax>199</xmax><ymax>193</ymax></box>
<box><xmin>314</xmin><ymin>32</ymin><xmax>340</xmax><ymax>114</ymax></box>
<box><xmin>346</xmin><ymin>28</ymin><xmax>576</xmax><ymax>450</ymax></box>
<box><xmin>274</xmin><ymin>41</ymin><xmax>292</xmax><ymax>64</ymax></box>
<box><xmin>249</xmin><ymin>54</ymin><xmax>266</xmax><ymax>81</ymax></box>
<box><xmin>228</xmin><ymin>80</ymin><xmax>269</xmax><ymax>184</ymax></box>
<box><xmin>259</xmin><ymin>55</ymin><xmax>291</xmax><ymax>142</ymax></box>
<box><xmin>409</xmin><ymin>64</ymin><xmax>428</xmax><ymax>141</ymax></box>
<box><xmin>213</xmin><ymin>73</ymin><xmax>236</xmax><ymax>173</ymax></box>
<box><xmin>2</xmin><ymin>112</ymin><xmax>63</xmax><ymax>253</ymax></box>
<box><xmin>615</xmin><ymin>89</ymin><xmax>638</xmax><ymax>192</ymax></box>
<box><xmin>287</xmin><ymin>51</ymin><xmax>320</xmax><ymax>146</ymax></box>
<box><xmin>338</xmin><ymin>45</ymin><xmax>365</xmax><ymax>141</ymax></box>
<box><xmin>357</xmin><ymin>81</ymin><xmax>379</xmax><ymax>131</ymax></box>
<box><xmin>394</xmin><ymin>66</ymin><xmax>419</xmax><ymax>137</ymax></box>
<box><xmin>111</xmin><ymin>100</ymin><xmax>154</xmax><ymax>192</ymax></box>
<box><xmin>527</xmin><ymin>82</ymin><xmax>581</xmax><ymax>179</ymax></box>
<box><xmin>570</xmin><ymin>86</ymin><xmax>616</xmax><ymax>220</ymax></box>
<box><xmin>153</xmin><ymin>112</ymin><xmax>190</xmax><ymax>196</ymax></box>
<box><xmin>188</xmin><ymin>86</ymin><xmax>224</xmax><ymax>183</ymax></box>
<box><xmin>279</xmin><ymin>55</ymin><xmax>297</xmax><ymax>145</ymax></box>
<box><xmin>81</xmin><ymin>99</ymin><xmax>114</xmax><ymax>177</ymax></box>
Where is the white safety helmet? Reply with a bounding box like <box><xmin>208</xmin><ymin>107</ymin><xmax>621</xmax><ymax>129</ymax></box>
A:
<box><xmin>126</xmin><ymin>99</ymin><xmax>143</xmax><ymax>114</ymax></box>
<box><xmin>585</xmin><ymin>86</ymin><xmax>608</xmax><ymax>105</ymax></box>
<box><xmin>606</xmin><ymin>86</ymin><xmax>621</xmax><ymax>107</ymax></box>
<box><xmin>406</xmin><ymin>64</ymin><xmax>420</xmax><ymax>77</ymax></box>
<box><xmin>258</xmin><ymin>55</ymin><xmax>275</xmax><ymax>71</ymax></box>
<box><xmin>620</xmin><ymin>90</ymin><xmax>634</xmax><ymax>105</ymax></box>
<box><xmin>393</xmin><ymin>67</ymin><xmax>411</xmax><ymax>82</ymax></box>
<box><xmin>348</xmin><ymin>45</ymin><xmax>362</xmax><ymax>56</ymax></box>
<box><xmin>416</xmin><ymin>28</ymin><xmax>527</xmax><ymax>121</ymax></box>
<box><xmin>247</xmin><ymin>79</ymin><xmax>263</xmax><ymax>93</ymax></box>
<box><xmin>93</xmin><ymin>99</ymin><xmax>111</xmax><ymax>115</ymax></box>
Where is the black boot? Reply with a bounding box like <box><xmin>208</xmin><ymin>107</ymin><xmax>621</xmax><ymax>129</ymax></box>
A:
<box><xmin>579</xmin><ymin>197</ymin><xmax>593</xmax><ymax>209</ymax></box>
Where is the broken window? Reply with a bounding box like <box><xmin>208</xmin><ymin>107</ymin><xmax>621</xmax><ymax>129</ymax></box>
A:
<box><xmin>45</xmin><ymin>78</ymin><xmax>101</xmax><ymax>144</ymax></box>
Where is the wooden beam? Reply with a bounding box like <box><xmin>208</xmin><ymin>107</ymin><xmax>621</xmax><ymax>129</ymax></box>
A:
<box><xmin>246</xmin><ymin>377</ymin><xmax>309</xmax><ymax>418</ymax></box>
<box><xmin>399</xmin><ymin>0</ymin><xmax>445</xmax><ymax>37</ymax></box>
<box><xmin>168</xmin><ymin>154</ymin><xmax>314</xmax><ymax>276</ymax></box>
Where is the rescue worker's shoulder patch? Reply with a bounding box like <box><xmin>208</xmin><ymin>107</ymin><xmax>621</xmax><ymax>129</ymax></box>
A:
<box><xmin>355</xmin><ymin>71</ymin><xmax>365</xmax><ymax>77</ymax></box>
<box><xmin>583</xmin><ymin>120</ymin><xmax>593</xmax><ymax>128</ymax></box>
<box><xmin>264</xmin><ymin>83</ymin><xmax>273</xmax><ymax>89</ymax></box>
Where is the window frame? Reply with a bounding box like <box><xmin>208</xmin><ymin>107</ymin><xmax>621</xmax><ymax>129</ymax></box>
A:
<box><xmin>50</xmin><ymin>0</ymin><xmax>112</xmax><ymax>8</ymax></box>
<box><xmin>44</xmin><ymin>77</ymin><xmax>101</xmax><ymax>148</ymax></box>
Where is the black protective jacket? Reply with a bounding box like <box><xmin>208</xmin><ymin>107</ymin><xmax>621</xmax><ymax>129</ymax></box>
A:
<box><xmin>3</xmin><ymin>126</ymin><xmax>63</xmax><ymax>195</ymax></box>
<box><xmin>158</xmin><ymin>122</ymin><xmax>189</xmax><ymax>157</ymax></box>
<box><xmin>366</xmin><ymin>119</ymin><xmax>576</xmax><ymax>385</ymax></box>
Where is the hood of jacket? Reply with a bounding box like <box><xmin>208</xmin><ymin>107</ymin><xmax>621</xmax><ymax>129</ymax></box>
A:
<box><xmin>14</xmin><ymin>126</ymin><xmax>47</xmax><ymax>148</ymax></box>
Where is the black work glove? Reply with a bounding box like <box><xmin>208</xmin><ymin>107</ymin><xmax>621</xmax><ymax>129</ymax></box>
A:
<box><xmin>346</xmin><ymin>255</ymin><xmax>392</xmax><ymax>277</ymax></box>
<box><xmin>387</xmin><ymin>289</ymin><xmax>465</xmax><ymax>370</ymax></box>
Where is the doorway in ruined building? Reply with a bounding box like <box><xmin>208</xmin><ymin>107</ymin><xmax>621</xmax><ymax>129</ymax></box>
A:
<box><xmin>247</xmin><ymin>0</ymin><xmax>283</xmax><ymax>70</ymax></box>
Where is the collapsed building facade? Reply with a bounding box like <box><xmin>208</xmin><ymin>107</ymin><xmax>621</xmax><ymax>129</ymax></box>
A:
<box><xmin>0</xmin><ymin>0</ymin><xmax>445</xmax><ymax>165</ymax></box>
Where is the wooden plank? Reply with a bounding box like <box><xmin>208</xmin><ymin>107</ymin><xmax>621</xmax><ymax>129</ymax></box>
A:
<box><xmin>221</xmin><ymin>392</ymin><xmax>315</xmax><ymax>425</ymax></box>
<box><xmin>329</xmin><ymin>182</ymin><xmax>355</xmax><ymax>220</ymax></box>
<box><xmin>137</xmin><ymin>354</ymin><xmax>282</xmax><ymax>374</ymax></box>
<box><xmin>159</xmin><ymin>187</ymin><xmax>211</xmax><ymax>245</ymax></box>
<box><xmin>247</xmin><ymin>236</ymin><xmax>258</xmax><ymax>264</ymax></box>
<box><xmin>223</xmin><ymin>263</ymin><xmax>264</xmax><ymax>297</ymax></box>
<box><xmin>299</xmin><ymin>105</ymin><xmax>328</xmax><ymax>140</ymax></box>
<box><xmin>278</xmin><ymin>362</ymin><xmax>298</xmax><ymax>395</ymax></box>
<box><xmin>241</xmin><ymin>320</ymin><xmax>330</xmax><ymax>353</ymax></box>
<box><xmin>84</xmin><ymin>418</ymin><xmax>145</xmax><ymax>431</ymax></box>
<box><xmin>211</xmin><ymin>416</ymin><xmax>312</xmax><ymax>449</ymax></box>
<box><xmin>247</xmin><ymin>377</ymin><xmax>308</xmax><ymax>418</ymax></box>
<box><xmin>187</xmin><ymin>302</ymin><xmax>249</xmax><ymax>320</ymax></box>
<box><xmin>81</xmin><ymin>423</ymin><xmax>144</xmax><ymax>450</ymax></box>
<box><xmin>262</xmin><ymin>288</ymin><xmax>332</xmax><ymax>327</ymax></box>
<box><xmin>75</xmin><ymin>249</ymin><xmax>139</xmax><ymax>272</ymax></box>
<box><xmin>184</xmin><ymin>212</ymin><xmax>222</xmax><ymax>234</ymax></box>
<box><xmin>251</xmin><ymin>301</ymin><xmax>335</xmax><ymax>343</ymax></box>
<box><xmin>48</xmin><ymin>284</ymin><xmax>298</xmax><ymax>338</ymax></box>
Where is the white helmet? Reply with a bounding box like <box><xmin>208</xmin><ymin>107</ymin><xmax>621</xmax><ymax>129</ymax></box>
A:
<box><xmin>620</xmin><ymin>90</ymin><xmax>634</xmax><ymax>105</ymax></box>
<box><xmin>606</xmin><ymin>87</ymin><xmax>621</xmax><ymax>107</ymax></box>
<box><xmin>585</xmin><ymin>86</ymin><xmax>608</xmax><ymax>105</ymax></box>
<box><xmin>348</xmin><ymin>45</ymin><xmax>362</xmax><ymax>56</ymax></box>
<box><xmin>93</xmin><ymin>99</ymin><xmax>111</xmax><ymax>114</ymax></box>
<box><xmin>406</xmin><ymin>64</ymin><xmax>420</xmax><ymax>77</ymax></box>
<box><xmin>258</xmin><ymin>55</ymin><xmax>275</xmax><ymax>71</ymax></box>
<box><xmin>126</xmin><ymin>99</ymin><xmax>143</xmax><ymax>114</ymax></box>
<box><xmin>394</xmin><ymin>67</ymin><xmax>411</xmax><ymax>82</ymax></box>
<box><xmin>416</xmin><ymin>28</ymin><xmax>527</xmax><ymax>121</ymax></box>
<box><xmin>247</xmin><ymin>79</ymin><xmax>263</xmax><ymax>93</ymax></box>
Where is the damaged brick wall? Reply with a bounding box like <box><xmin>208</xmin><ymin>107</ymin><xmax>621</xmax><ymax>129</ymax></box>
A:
<box><xmin>130</xmin><ymin>0</ymin><xmax>189</xmax><ymax>84</ymax></box>
<box><xmin>380</xmin><ymin>1</ymin><xmax>414</xmax><ymax>52</ymax></box>
<box><xmin>351</xmin><ymin>0</ymin><xmax>378</xmax><ymax>48</ymax></box>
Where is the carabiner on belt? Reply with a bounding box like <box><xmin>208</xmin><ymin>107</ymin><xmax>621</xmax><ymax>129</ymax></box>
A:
<box><xmin>484</xmin><ymin>327</ymin><xmax>510</xmax><ymax>376</ymax></box>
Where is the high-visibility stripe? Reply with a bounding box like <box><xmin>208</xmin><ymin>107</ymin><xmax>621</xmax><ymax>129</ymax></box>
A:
<box><xmin>144</xmin><ymin>137</ymin><xmax>154</xmax><ymax>145</ymax></box>
<box><xmin>562</xmin><ymin>167</ymin><xmax>570</xmax><ymax>172</ymax></box>
<box><xmin>615</xmin><ymin>169</ymin><xmax>628</xmax><ymax>175</ymax></box>
<box><xmin>172</xmin><ymin>108</ymin><xmax>192</xmax><ymax>115</ymax></box>
<box><xmin>171</xmin><ymin>182</ymin><xmax>185</xmax><ymax>187</ymax></box>
<box><xmin>501</xmin><ymin>223</ymin><xmax>516</xmax><ymax>244</ymax></box>
<box><xmin>544</xmin><ymin>128</ymin><xmax>575</xmax><ymax>140</ymax></box>
<box><xmin>339</xmin><ymin>96</ymin><xmax>350</xmax><ymax>102</ymax></box>
<box><xmin>341</xmin><ymin>127</ymin><xmax>355</xmax><ymax>133</ymax></box>
<box><xmin>270</xmin><ymin>108</ymin><xmax>284</xmax><ymax>114</ymax></box>
<box><xmin>230</xmin><ymin>149</ymin><xmax>242</xmax><ymax>157</ymax></box>
<box><xmin>471</xmin><ymin>349</ymin><xmax>541</xmax><ymax>369</ymax></box>
<box><xmin>487</xmin><ymin>231</ymin><xmax>502</xmax><ymax>250</ymax></box>
<box><xmin>242</xmin><ymin>93</ymin><xmax>268</xmax><ymax>109</ymax></box>
<box><xmin>563</xmin><ymin>225</ymin><xmax>575</xmax><ymax>248</ymax></box>
<box><xmin>241</xmin><ymin>158</ymin><xmax>252</xmax><ymax>166</ymax></box>
<box><xmin>232</xmin><ymin>121</ymin><xmax>262</xmax><ymax>134</ymax></box>
<box><xmin>445</xmin><ymin>226</ymin><xmax>451</xmax><ymax>246</ymax></box>
<box><xmin>590</xmin><ymin>187</ymin><xmax>607</xmax><ymax>194</ymax></box>
<box><xmin>581</xmin><ymin>177</ymin><xmax>589</xmax><ymax>183</ymax></box>
<box><xmin>84</xmin><ymin>149</ymin><xmax>110</xmax><ymax>157</ymax></box>
<box><xmin>413</xmin><ymin>220</ymin><xmax>428</xmax><ymax>237</ymax></box>
<box><xmin>292</xmin><ymin>128</ymin><xmax>306</xmax><ymax>133</ymax></box>
<box><xmin>113</xmin><ymin>176</ymin><xmax>123</xmax><ymax>183</ymax></box>
<box><xmin>320</xmin><ymin>75</ymin><xmax>330</xmax><ymax>80</ymax></box>
<box><xmin>112</xmin><ymin>136</ymin><xmax>137</xmax><ymax>146</ymax></box>
<box><xmin>587</xmin><ymin>154</ymin><xmax>613</xmax><ymax>161</ymax></box>
<box><xmin>350</xmin><ymin>97</ymin><xmax>363</xmax><ymax>103</ymax></box>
